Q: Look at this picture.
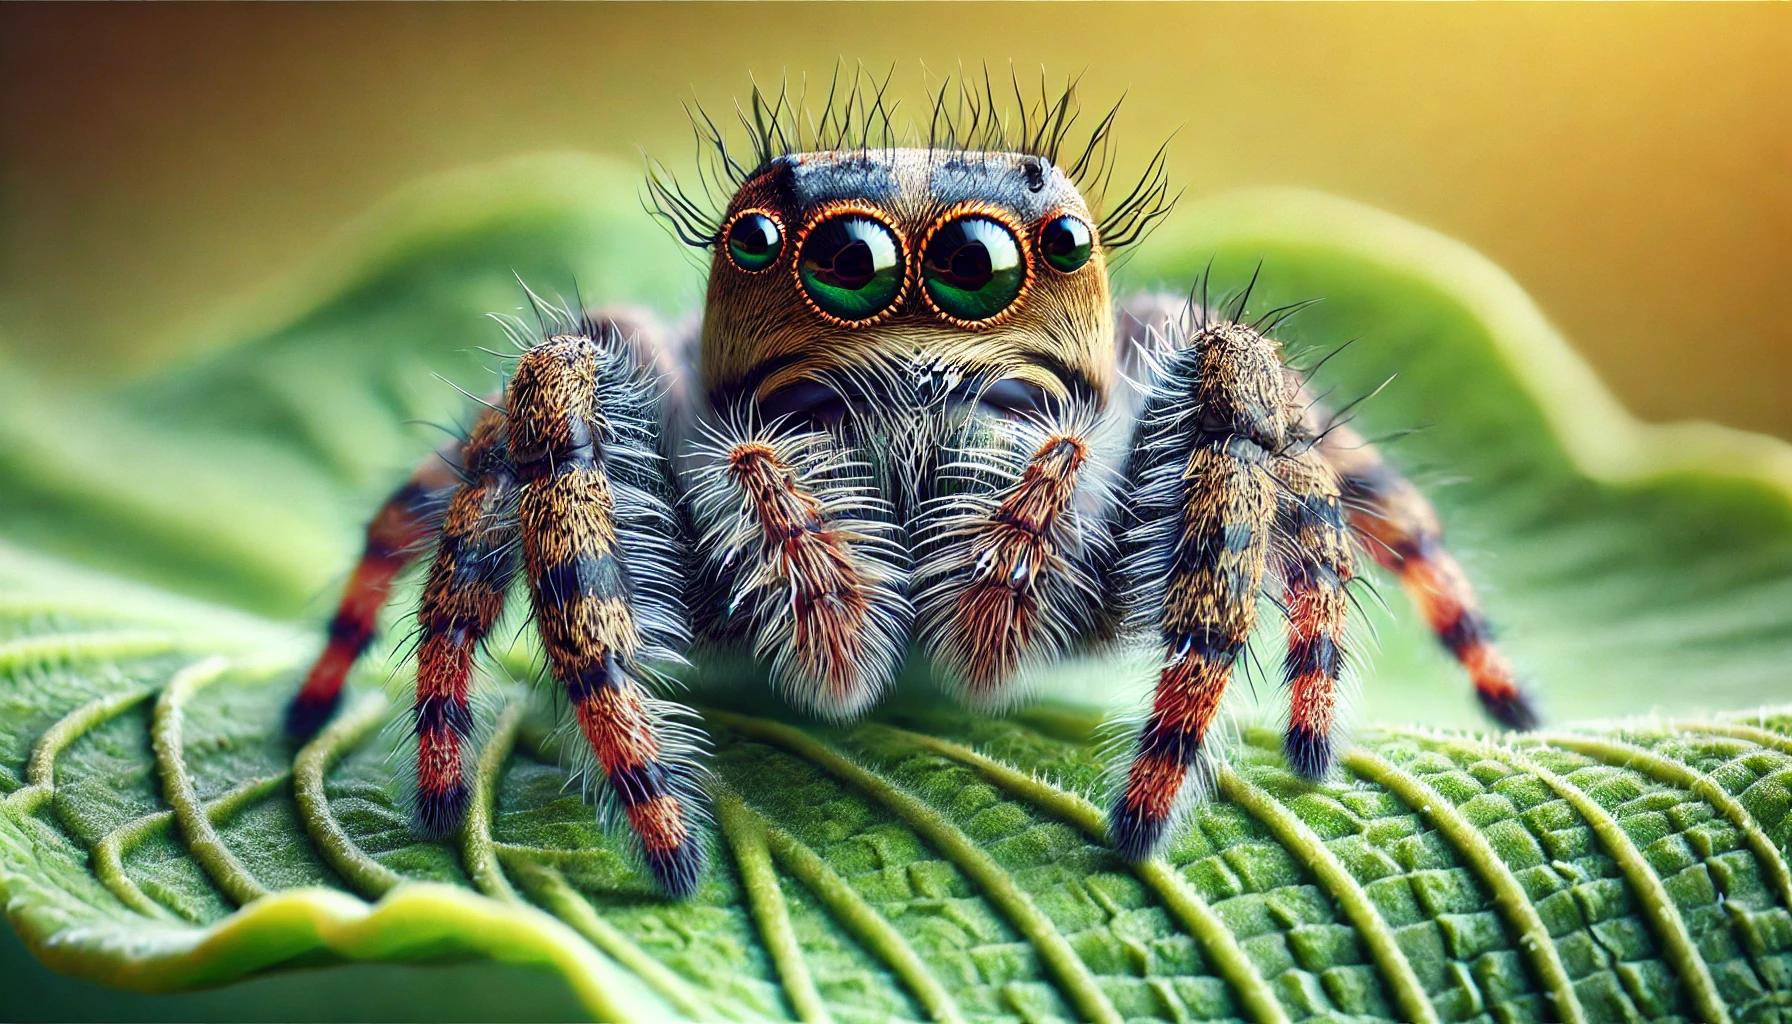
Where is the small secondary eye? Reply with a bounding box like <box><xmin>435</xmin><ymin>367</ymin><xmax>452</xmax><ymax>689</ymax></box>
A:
<box><xmin>1040</xmin><ymin>215</ymin><xmax>1093</xmax><ymax>274</ymax></box>
<box><xmin>725</xmin><ymin>212</ymin><xmax>782</xmax><ymax>272</ymax></box>
<box><xmin>798</xmin><ymin>214</ymin><xmax>904</xmax><ymax>322</ymax></box>
<box><xmin>923</xmin><ymin>215</ymin><xmax>1026</xmax><ymax>324</ymax></box>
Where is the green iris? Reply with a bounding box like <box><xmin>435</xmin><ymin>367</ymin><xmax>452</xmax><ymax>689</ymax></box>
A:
<box><xmin>797</xmin><ymin>214</ymin><xmax>903</xmax><ymax>321</ymax></box>
<box><xmin>726</xmin><ymin>212</ymin><xmax>782</xmax><ymax>272</ymax></box>
<box><xmin>1040</xmin><ymin>215</ymin><xmax>1093</xmax><ymax>274</ymax></box>
<box><xmin>923</xmin><ymin>215</ymin><xmax>1025</xmax><ymax>322</ymax></box>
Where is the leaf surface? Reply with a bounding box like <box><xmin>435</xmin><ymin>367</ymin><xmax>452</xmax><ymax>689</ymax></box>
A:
<box><xmin>2</xmin><ymin>155</ymin><xmax>1790</xmax><ymax>1023</ymax></box>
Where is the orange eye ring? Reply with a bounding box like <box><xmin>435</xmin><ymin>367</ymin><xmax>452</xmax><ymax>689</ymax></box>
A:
<box><xmin>791</xmin><ymin>203</ymin><xmax>911</xmax><ymax>328</ymax></box>
<box><xmin>917</xmin><ymin>201</ymin><xmax>1034</xmax><ymax>330</ymax></box>
<box><xmin>720</xmin><ymin>208</ymin><xmax>786</xmax><ymax>274</ymax></box>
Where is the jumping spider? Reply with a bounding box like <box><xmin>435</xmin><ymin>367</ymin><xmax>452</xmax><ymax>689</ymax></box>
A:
<box><xmin>284</xmin><ymin>82</ymin><xmax>1539</xmax><ymax>899</ymax></box>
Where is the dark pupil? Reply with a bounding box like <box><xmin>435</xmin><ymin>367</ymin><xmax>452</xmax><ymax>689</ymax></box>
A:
<box><xmin>945</xmin><ymin>242</ymin><xmax>993</xmax><ymax>288</ymax></box>
<box><xmin>733</xmin><ymin>219</ymin><xmax>773</xmax><ymax>254</ymax></box>
<box><xmin>1042</xmin><ymin>216</ymin><xmax>1092</xmax><ymax>272</ymax></box>
<box><xmin>824</xmin><ymin>239</ymin><xmax>876</xmax><ymax>288</ymax></box>
<box><xmin>727</xmin><ymin>214</ymin><xmax>780</xmax><ymax>269</ymax></box>
<box><xmin>922</xmin><ymin>215</ymin><xmax>1024</xmax><ymax>322</ymax></box>
<box><xmin>797</xmin><ymin>214</ymin><xmax>902</xmax><ymax>321</ymax></box>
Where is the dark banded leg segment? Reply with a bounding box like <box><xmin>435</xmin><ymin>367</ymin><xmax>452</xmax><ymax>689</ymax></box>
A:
<box><xmin>285</xmin><ymin>443</ymin><xmax>461</xmax><ymax>739</ymax></box>
<box><xmin>1319</xmin><ymin>424</ymin><xmax>1539</xmax><ymax>729</ymax></box>
<box><xmin>914</xmin><ymin>424</ymin><xmax>1106</xmax><ymax>707</ymax></box>
<box><xmin>1274</xmin><ymin>448</ymin><xmax>1356</xmax><ymax>780</ymax></box>
<box><xmin>1112</xmin><ymin>322</ymin><xmax>1287</xmax><ymax>860</ymax></box>
<box><xmin>1113</xmin><ymin>441</ymin><xmax>1276</xmax><ymax>859</ymax></box>
<box><xmin>510</xmin><ymin>333</ymin><xmax>705</xmax><ymax>899</ymax></box>
<box><xmin>411</xmin><ymin>409</ymin><xmax>520</xmax><ymax>837</ymax></box>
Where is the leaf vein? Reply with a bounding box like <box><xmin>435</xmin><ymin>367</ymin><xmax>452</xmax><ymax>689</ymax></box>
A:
<box><xmin>1218</xmin><ymin>762</ymin><xmax>1440</xmax><ymax>1024</ymax></box>
<box><xmin>150</xmin><ymin>656</ymin><xmax>269</xmax><ymax>906</ymax></box>
<box><xmin>1345</xmin><ymin>746</ymin><xmax>1588</xmax><ymax>1024</ymax></box>
<box><xmin>718</xmin><ymin>788</ymin><xmax>834</xmax><ymax>1024</ymax></box>
<box><xmin>709</xmin><ymin>711</ymin><xmax>1125</xmax><ymax>1024</ymax></box>
<box><xmin>1476</xmin><ymin>739</ymin><xmax>1730</xmax><ymax>1024</ymax></box>
<box><xmin>292</xmin><ymin>691</ymin><xmax>404</xmax><ymax>897</ymax></box>
<box><xmin>1533</xmin><ymin>731</ymin><xmax>1792</xmax><ymax>911</ymax></box>
<box><xmin>865</xmin><ymin>723</ymin><xmax>1289</xmax><ymax>1024</ymax></box>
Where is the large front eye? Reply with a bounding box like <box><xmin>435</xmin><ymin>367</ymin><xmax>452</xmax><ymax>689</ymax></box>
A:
<box><xmin>922</xmin><ymin>215</ymin><xmax>1026</xmax><ymax>324</ymax></box>
<box><xmin>1040</xmin><ymin>215</ymin><xmax>1093</xmax><ymax>274</ymax></box>
<box><xmin>725</xmin><ymin>211</ymin><xmax>782</xmax><ymax>272</ymax></box>
<box><xmin>797</xmin><ymin>213</ymin><xmax>904</xmax><ymax>323</ymax></box>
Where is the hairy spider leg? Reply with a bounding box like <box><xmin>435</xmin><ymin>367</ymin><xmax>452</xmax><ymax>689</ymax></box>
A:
<box><xmin>411</xmin><ymin>408</ymin><xmax>522</xmax><ymax>837</ymax></box>
<box><xmin>284</xmin><ymin>443</ymin><xmax>462</xmax><ymax>739</ymax></box>
<box><xmin>693</xmin><ymin>427</ymin><xmax>909</xmax><ymax>721</ymax></box>
<box><xmin>1117</xmin><ymin>292</ymin><xmax>1539</xmax><ymax>734</ymax></box>
<box><xmin>914</xmin><ymin>422</ymin><xmax>1105</xmax><ymax>706</ymax></box>
<box><xmin>1318</xmin><ymin>423</ymin><xmax>1539</xmax><ymax>729</ymax></box>
<box><xmin>1110</xmin><ymin>323</ymin><xmax>1287</xmax><ymax>860</ymax></box>
<box><xmin>509</xmin><ymin>334</ymin><xmax>707</xmax><ymax>899</ymax></box>
<box><xmin>1273</xmin><ymin>448</ymin><xmax>1356</xmax><ymax>779</ymax></box>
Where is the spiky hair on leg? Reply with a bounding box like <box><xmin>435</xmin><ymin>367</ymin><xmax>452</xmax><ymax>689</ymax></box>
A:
<box><xmin>1266</xmin><ymin>447</ymin><xmax>1362</xmax><ymax>783</ymax></box>
<box><xmin>491</xmin><ymin>292</ymin><xmax>711</xmax><ymax>897</ymax></box>
<box><xmin>546</xmin><ymin>334</ymin><xmax>710</xmax><ymax>898</ymax></box>
<box><xmin>685</xmin><ymin>411</ymin><xmax>911</xmax><ymax>722</ymax></box>
<box><xmin>1094</xmin><ymin>682</ymin><xmax>1232</xmax><ymax>859</ymax></box>
<box><xmin>912</xmin><ymin>401</ymin><xmax>1118</xmax><ymax>711</ymax></box>
<box><xmin>397</xmin><ymin>404</ymin><xmax>524</xmax><ymax>840</ymax></box>
<box><xmin>1107</xmin><ymin>298</ymin><xmax>1307</xmax><ymax>859</ymax></box>
<box><xmin>286</xmin><ymin>450</ymin><xmax>460</xmax><ymax>741</ymax></box>
<box><xmin>490</xmin><ymin>290</ymin><xmax>694</xmax><ymax>669</ymax></box>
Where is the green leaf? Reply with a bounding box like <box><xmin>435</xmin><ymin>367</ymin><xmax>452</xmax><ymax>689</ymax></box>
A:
<box><xmin>3</xmin><ymin>154</ymin><xmax>1791</xmax><ymax>1023</ymax></box>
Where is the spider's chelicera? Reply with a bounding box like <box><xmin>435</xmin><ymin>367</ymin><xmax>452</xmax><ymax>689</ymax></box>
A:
<box><xmin>284</xmin><ymin>76</ymin><xmax>1540</xmax><ymax>899</ymax></box>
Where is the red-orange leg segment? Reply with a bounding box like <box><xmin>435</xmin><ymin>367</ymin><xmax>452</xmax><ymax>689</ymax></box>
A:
<box><xmin>1274</xmin><ymin>449</ymin><xmax>1355</xmax><ymax>779</ymax></box>
<box><xmin>1114</xmin><ymin>440</ymin><xmax>1276</xmax><ymax>859</ymax></box>
<box><xmin>285</xmin><ymin>444</ymin><xmax>463</xmax><ymax>739</ymax></box>
<box><xmin>510</xmin><ymin>334</ymin><xmax>705</xmax><ymax>898</ymax></box>
<box><xmin>409</xmin><ymin>409</ymin><xmax>520</xmax><ymax>837</ymax></box>
<box><xmin>1319</xmin><ymin>424</ymin><xmax>1539</xmax><ymax>729</ymax></box>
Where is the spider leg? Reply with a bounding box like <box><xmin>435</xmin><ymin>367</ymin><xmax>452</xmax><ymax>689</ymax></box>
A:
<box><xmin>285</xmin><ymin>438</ymin><xmax>463</xmax><ymax>739</ymax></box>
<box><xmin>410</xmin><ymin>407</ymin><xmax>522</xmax><ymax>837</ymax></box>
<box><xmin>509</xmin><ymin>330</ymin><xmax>705</xmax><ymax>899</ymax></box>
<box><xmin>1317</xmin><ymin>421</ymin><xmax>1539</xmax><ymax>729</ymax></box>
<box><xmin>1272</xmin><ymin>446</ymin><xmax>1356</xmax><ymax>780</ymax></box>
<box><xmin>687</xmin><ymin>419</ymin><xmax>909</xmax><ymax>721</ymax></box>
<box><xmin>1109</xmin><ymin>320</ymin><xmax>1288</xmax><ymax>860</ymax></box>
<box><xmin>913</xmin><ymin>412</ymin><xmax>1110</xmax><ymax>707</ymax></box>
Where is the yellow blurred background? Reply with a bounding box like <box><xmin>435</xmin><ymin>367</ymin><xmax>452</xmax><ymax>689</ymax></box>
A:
<box><xmin>3</xmin><ymin>3</ymin><xmax>1789</xmax><ymax>439</ymax></box>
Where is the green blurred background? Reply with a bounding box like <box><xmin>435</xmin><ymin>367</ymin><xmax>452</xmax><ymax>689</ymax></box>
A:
<box><xmin>3</xmin><ymin>2</ymin><xmax>1792</xmax><ymax>440</ymax></box>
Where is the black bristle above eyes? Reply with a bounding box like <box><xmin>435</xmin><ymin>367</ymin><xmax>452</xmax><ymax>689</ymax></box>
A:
<box><xmin>644</xmin><ymin>63</ymin><xmax>1178</xmax><ymax>255</ymax></box>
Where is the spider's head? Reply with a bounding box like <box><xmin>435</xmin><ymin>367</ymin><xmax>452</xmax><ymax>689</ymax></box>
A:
<box><xmin>698</xmin><ymin>148</ymin><xmax>1114</xmax><ymax>428</ymax></box>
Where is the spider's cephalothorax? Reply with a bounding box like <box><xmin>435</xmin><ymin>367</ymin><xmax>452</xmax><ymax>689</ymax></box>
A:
<box><xmin>285</xmin><ymin>89</ymin><xmax>1539</xmax><ymax>898</ymax></box>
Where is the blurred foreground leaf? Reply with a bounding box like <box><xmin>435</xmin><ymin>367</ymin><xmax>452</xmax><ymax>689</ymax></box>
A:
<box><xmin>1</xmin><ymin>154</ymin><xmax>1790</xmax><ymax>1022</ymax></box>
